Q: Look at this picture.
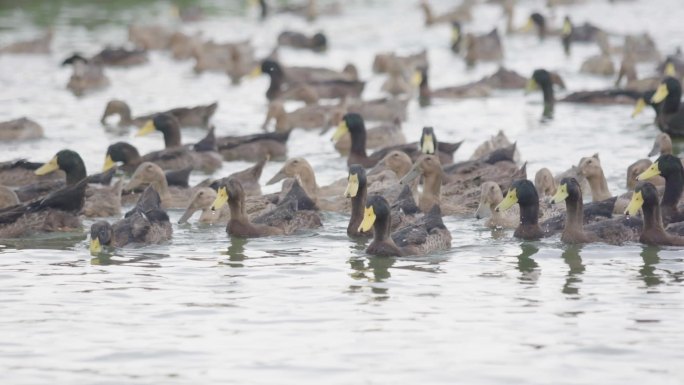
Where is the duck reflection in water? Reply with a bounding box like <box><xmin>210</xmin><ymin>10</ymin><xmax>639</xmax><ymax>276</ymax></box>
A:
<box><xmin>349</xmin><ymin>256</ymin><xmax>395</xmax><ymax>297</ymax></box>
<box><xmin>561</xmin><ymin>245</ymin><xmax>585</xmax><ymax>295</ymax></box>
<box><xmin>222</xmin><ymin>237</ymin><xmax>248</xmax><ymax>266</ymax></box>
<box><xmin>516</xmin><ymin>243</ymin><xmax>540</xmax><ymax>284</ymax></box>
<box><xmin>91</xmin><ymin>251</ymin><xmax>166</xmax><ymax>267</ymax></box>
<box><xmin>639</xmin><ymin>246</ymin><xmax>663</xmax><ymax>287</ymax></box>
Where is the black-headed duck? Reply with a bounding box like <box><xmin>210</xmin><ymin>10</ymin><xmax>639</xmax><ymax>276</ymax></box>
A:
<box><xmin>372</xmin><ymin>51</ymin><xmax>428</xmax><ymax>75</ymax></box>
<box><xmin>625</xmin><ymin>182</ymin><xmax>684</xmax><ymax>246</ymax></box>
<box><xmin>0</xmin><ymin>117</ymin><xmax>43</xmax><ymax>141</ymax></box>
<box><xmin>358</xmin><ymin>195</ymin><xmax>451</xmax><ymax>257</ymax></box>
<box><xmin>552</xmin><ymin>177</ymin><xmax>640</xmax><ymax>245</ymax></box>
<box><xmin>89</xmin><ymin>186</ymin><xmax>172</xmax><ymax>254</ymax></box>
<box><xmin>101</xmin><ymin>99</ymin><xmax>218</xmax><ymax>129</ymax></box>
<box><xmin>334</xmin><ymin>118</ymin><xmax>407</xmax><ymax>155</ymax></box>
<box><xmin>649</xmin><ymin>77</ymin><xmax>684</xmax><ymax>136</ymax></box>
<box><xmin>495</xmin><ymin>179</ymin><xmax>544</xmax><ymax>240</ymax></box>
<box><xmin>135</xmin><ymin>113</ymin><xmax>222</xmax><ymax>173</ymax></box>
<box><xmin>636</xmin><ymin>154</ymin><xmax>684</xmax><ymax>224</ymax></box>
<box><xmin>331</xmin><ymin>113</ymin><xmax>385</xmax><ymax>168</ymax></box>
<box><xmin>103</xmin><ymin>141</ymin><xmax>196</xmax><ymax>175</ymax></box>
<box><xmin>345</xmin><ymin>165</ymin><xmax>372</xmax><ymax>238</ymax></box>
<box><xmin>277</xmin><ymin>31</ymin><xmax>327</xmax><ymax>52</ymax></box>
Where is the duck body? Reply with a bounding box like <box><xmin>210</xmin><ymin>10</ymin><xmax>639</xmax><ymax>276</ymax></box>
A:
<box><xmin>101</xmin><ymin>100</ymin><xmax>217</xmax><ymax>129</ymax></box>
<box><xmin>217</xmin><ymin>131</ymin><xmax>289</xmax><ymax>162</ymax></box>
<box><xmin>0</xmin><ymin>117</ymin><xmax>43</xmax><ymax>141</ymax></box>
<box><xmin>66</xmin><ymin>58</ymin><xmax>110</xmax><ymax>97</ymax></box>
<box><xmin>626</xmin><ymin>182</ymin><xmax>684</xmax><ymax>246</ymax></box>
<box><xmin>63</xmin><ymin>47</ymin><xmax>148</xmax><ymax>67</ymax></box>
<box><xmin>277</xmin><ymin>31</ymin><xmax>327</xmax><ymax>52</ymax></box>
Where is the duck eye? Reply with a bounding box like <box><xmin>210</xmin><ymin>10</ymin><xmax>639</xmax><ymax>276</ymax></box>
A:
<box><xmin>199</xmin><ymin>192</ymin><xmax>204</xmax><ymax>196</ymax></box>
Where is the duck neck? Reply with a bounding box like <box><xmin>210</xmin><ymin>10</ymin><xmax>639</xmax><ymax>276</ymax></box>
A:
<box><xmin>661</xmin><ymin>170</ymin><xmax>684</xmax><ymax>214</ymax></box>
<box><xmin>299</xmin><ymin>166</ymin><xmax>319</xmax><ymax>198</ymax></box>
<box><xmin>118</xmin><ymin>104</ymin><xmax>133</xmax><ymax>125</ymax></box>
<box><xmin>520</xmin><ymin>201</ymin><xmax>539</xmax><ymax>226</ymax></box>
<box><xmin>419</xmin><ymin>76</ymin><xmax>431</xmax><ymax>107</ymax></box>
<box><xmin>586</xmin><ymin>171</ymin><xmax>611</xmax><ymax>201</ymax></box>
<box><xmin>162</xmin><ymin>126</ymin><xmax>182</xmax><ymax>148</ymax></box>
<box><xmin>66</xmin><ymin>162</ymin><xmax>87</xmax><ymax>185</ymax></box>
<box><xmin>643</xmin><ymin>202</ymin><xmax>666</xmax><ymax>234</ymax></box>
<box><xmin>349</xmin><ymin>183</ymin><xmax>367</xmax><ymax>235</ymax></box>
<box><xmin>663</xmin><ymin>88</ymin><xmax>682</xmax><ymax>115</ymax></box>
<box><xmin>266</xmin><ymin>72</ymin><xmax>284</xmax><ymax>101</ymax></box>
<box><xmin>565</xmin><ymin>196</ymin><xmax>584</xmax><ymax>230</ymax></box>
<box><xmin>541</xmin><ymin>82</ymin><xmax>554</xmax><ymax>118</ymax></box>
<box><xmin>350</xmin><ymin>128</ymin><xmax>367</xmax><ymax>158</ymax></box>
<box><xmin>153</xmin><ymin>178</ymin><xmax>171</xmax><ymax>203</ymax></box>
<box><xmin>420</xmin><ymin>169</ymin><xmax>442</xmax><ymax>211</ymax></box>
<box><xmin>372</xmin><ymin>212</ymin><xmax>392</xmax><ymax>242</ymax></box>
<box><xmin>228</xmin><ymin>195</ymin><xmax>248</xmax><ymax>223</ymax></box>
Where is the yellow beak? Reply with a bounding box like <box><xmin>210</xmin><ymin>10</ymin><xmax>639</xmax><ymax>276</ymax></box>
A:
<box><xmin>521</xmin><ymin>18</ymin><xmax>534</xmax><ymax>32</ymax></box>
<box><xmin>651</xmin><ymin>83</ymin><xmax>669</xmax><ymax>104</ymax></box>
<box><xmin>331</xmin><ymin>121</ymin><xmax>349</xmax><ymax>142</ymax></box>
<box><xmin>525</xmin><ymin>78</ymin><xmax>538</xmax><ymax>94</ymax></box>
<box><xmin>344</xmin><ymin>174</ymin><xmax>359</xmax><ymax>198</ymax></box>
<box><xmin>562</xmin><ymin>20</ymin><xmax>572</xmax><ymax>36</ymax></box>
<box><xmin>637</xmin><ymin>161</ymin><xmax>660</xmax><ymax>181</ymax></box>
<box><xmin>451</xmin><ymin>27</ymin><xmax>460</xmax><ymax>44</ymax></box>
<box><xmin>411</xmin><ymin>70</ymin><xmax>422</xmax><ymax>87</ymax></box>
<box><xmin>249</xmin><ymin>66</ymin><xmax>262</xmax><ymax>78</ymax></box>
<box><xmin>551</xmin><ymin>184</ymin><xmax>568</xmax><ymax>204</ymax></box>
<box><xmin>625</xmin><ymin>191</ymin><xmax>644</xmax><ymax>216</ymax></box>
<box><xmin>495</xmin><ymin>188</ymin><xmax>518</xmax><ymax>212</ymax></box>
<box><xmin>89</xmin><ymin>237</ymin><xmax>102</xmax><ymax>254</ymax></box>
<box><xmin>136</xmin><ymin>120</ymin><xmax>156</xmax><ymax>137</ymax></box>
<box><xmin>421</xmin><ymin>134</ymin><xmax>435</xmax><ymax>154</ymax></box>
<box><xmin>664</xmin><ymin>62</ymin><xmax>676</xmax><ymax>77</ymax></box>
<box><xmin>103</xmin><ymin>154</ymin><xmax>116</xmax><ymax>172</ymax></box>
<box><xmin>358</xmin><ymin>205</ymin><xmax>376</xmax><ymax>232</ymax></box>
<box><xmin>210</xmin><ymin>186</ymin><xmax>229</xmax><ymax>211</ymax></box>
<box><xmin>631</xmin><ymin>98</ymin><xmax>646</xmax><ymax>118</ymax></box>
<box><xmin>35</xmin><ymin>156</ymin><xmax>59</xmax><ymax>176</ymax></box>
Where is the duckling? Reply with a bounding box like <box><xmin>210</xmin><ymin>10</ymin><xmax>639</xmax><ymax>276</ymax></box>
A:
<box><xmin>0</xmin><ymin>159</ymin><xmax>64</xmax><ymax>187</ymax></box>
<box><xmin>0</xmin><ymin>186</ymin><xmax>19</xmax><ymax>209</ymax></box>
<box><xmin>123</xmin><ymin>162</ymin><xmax>194</xmax><ymax>209</ymax></box>
<box><xmin>372</xmin><ymin>51</ymin><xmax>428</xmax><ymax>74</ymax></box>
<box><xmin>0</xmin><ymin>117</ymin><xmax>43</xmax><ymax>141</ymax></box>
<box><xmin>217</xmin><ymin>130</ymin><xmax>289</xmax><ymax>162</ymax></box>
<box><xmin>636</xmin><ymin>154</ymin><xmax>684</xmax><ymax>224</ymax></box>
<box><xmin>128</xmin><ymin>24</ymin><xmax>173</xmax><ymax>50</ymax></box>
<box><xmin>463</xmin><ymin>29</ymin><xmax>504</xmax><ymax>67</ymax></box>
<box><xmin>0</xmin><ymin>29</ymin><xmax>52</xmax><ymax>54</ymax></box>
<box><xmin>627</xmin><ymin>159</ymin><xmax>665</xmax><ymax>190</ymax></box>
<box><xmin>495</xmin><ymin>179</ymin><xmax>544</xmax><ymax>240</ymax></box>
<box><xmin>475</xmin><ymin>181</ymin><xmax>519</xmax><ymax>229</ymax></box>
<box><xmin>358</xmin><ymin>195</ymin><xmax>451</xmax><ymax>257</ymax></box>
<box><xmin>65</xmin><ymin>56</ymin><xmax>110</xmax><ymax>97</ymax></box>
<box><xmin>62</xmin><ymin>47</ymin><xmax>148</xmax><ymax>67</ymax></box>
<box><xmin>334</xmin><ymin>118</ymin><xmax>406</xmax><ymax>155</ymax></box>
<box><xmin>277</xmin><ymin>31</ymin><xmax>327</xmax><ymax>52</ymax></box>
<box><xmin>211</xmin><ymin>178</ymin><xmax>321</xmax><ymax>238</ymax></box>
<box><xmin>101</xmin><ymin>100</ymin><xmax>218</xmax><ymax>129</ymax></box>
<box><xmin>625</xmin><ymin>182</ymin><xmax>684</xmax><ymax>246</ymax></box>
<box><xmin>552</xmin><ymin>177</ymin><xmax>640</xmax><ymax>244</ymax></box>
<box><xmin>649</xmin><ymin>77</ymin><xmax>684</xmax><ymax>136</ymax></box>
<box><xmin>89</xmin><ymin>186</ymin><xmax>172</xmax><ymax>254</ymax></box>
<box><xmin>0</xmin><ymin>178</ymin><xmax>88</xmax><ymax>238</ymax></box>
<box><xmin>135</xmin><ymin>113</ymin><xmax>222</xmax><ymax>173</ymax></box>
<box><xmin>420</xmin><ymin>0</ymin><xmax>473</xmax><ymax>26</ymax></box>
<box><xmin>418</xmin><ymin>67</ymin><xmax>490</xmax><ymax>106</ymax></box>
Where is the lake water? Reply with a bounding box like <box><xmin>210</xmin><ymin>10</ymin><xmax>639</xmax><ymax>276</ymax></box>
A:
<box><xmin>0</xmin><ymin>0</ymin><xmax>683</xmax><ymax>384</ymax></box>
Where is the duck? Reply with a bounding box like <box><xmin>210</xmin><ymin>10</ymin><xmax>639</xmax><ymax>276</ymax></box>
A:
<box><xmin>624</xmin><ymin>33</ymin><xmax>661</xmax><ymax>63</ymax></box>
<box><xmin>561</xmin><ymin>16</ymin><xmax>603</xmax><ymax>55</ymax></box>
<box><xmin>400</xmin><ymin>154</ymin><xmax>467</xmax><ymax>215</ymax></box>
<box><xmin>128</xmin><ymin>24</ymin><xmax>173</xmax><ymax>50</ymax></box>
<box><xmin>552</xmin><ymin>177</ymin><xmax>640</xmax><ymax>244</ymax></box>
<box><xmin>169</xmin><ymin>31</ymin><xmax>202</xmax><ymax>61</ymax></box>
<box><xmin>525</xmin><ymin>69</ymin><xmax>557</xmax><ymax>119</ymax></box>
<box><xmin>475</xmin><ymin>181</ymin><xmax>519</xmax><ymax>229</ymax></box>
<box><xmin>577</xmin><ymin>153</ymin><xmax>631</xmax><ymax>213</ymax></box>
<box><xmin>134</xmin><ymin>113</ymin><xmax>222</xmax><ymax>173</ymax></box>
<box><xmin>368</xmin><ymin>126</ymin><xmax>462</xmax><ymax>166</ymax></box>
<box><xmin>534</xmin><ymin>167</ymin><xmax>557</xmax><ymax>198</ymax></box>
<box><xmin>331</xmin><ymin>113</ymin><xmax>385</xmax><ymax>168</ymax></box>
<box><xmin>104</xmin><ymin>141</ymin><xmax>197</xmax><ymax>175</ymax></box>
<box><xmin>101</xmin><ymin>99</ymin><xmax>218</xmax><ymax>129</ymax></box>
<box><xmin>256</xmin><ymin>0</ymin><xmax>341</xmax><ymax>21</ymax></box>
<box><xmin>266</xmin><ymin>157</ymin><xmax>320</xmax><ymax>202</ymax></box>
<box><xmin>636</xmin><ymin>154</ymin><xmax>684</xmax><ymax>224</ymax></box>
<box><xmin>177</xmin><ymin>187</ymin><xmax>229</xmax><ymax>225</ymax></box>
<box><xmin>381</xmin><ymin>62</ymin><xmax>419</xmax><ymax>97</ymax></box>
<box><xmin>334</xmin><ymin>118</ymin><xmax>406</xmax><ymax>155</ymax></box>
<box><xmin>0</xmin><ymin>159</ymin><xmax>64</xmax><ymax>187</ymax></box>
<box><xmin>262</xmin><ymin>100</ymin><xmax>342</xmax><ymax>132</ymax></box>
<box><xmin>648</xmin><ymin>133</ymin><xmax>677</xmax><ymax>157</ymax></box>
<box><xmin>579</xmin><ymin>32</ymin><xmax>615</xmax><ymax>76</ymax></box>
<box><xmin>217</xmin><ymin>130</ymin><xmax>289</xmax><ymax>162</ymax></box>
<box><xmin>627</xmin><ymin>159</ymin><xmax>665</xmax><ymax>190</ymax></box>
<box><xmin>417</xmin><ymin>66</ymin><xmax>490</xmax><ymax>106</ymax></box>
<box><xmin>0</xmin><ymin>186</ymin><xmax>19</xmax><ymax>209</ymax></box>
<box><xmin>625</xmin><ymin>182</ymin><xmax>684</xmax><ymax>246</ymax></box>
<box><xmin>495</xmin><ymin>179</ymin><xmax>545</xmax><ymax>240</ymax></box>
<box><xmin>358</xmin><ymin>195</ymin><xmax>451</xmax><ymax>257</ymax></box>
<box><xmin>83</xmin><ymin>180</ymin><xmax>123</xmax><ymax>218</ymax></box>
<box><xmin>345</xmin><ymin>165</ymin><xmax>373</xmax><ymax>238</ymax></box>
<box><xmin>615</xmin><ymin>55</ymin><xmax>661</xmax><ymax>92</ymax></box>
<box><xmin>372</xmin><ymin>51</ymin><xmax>428</xmax><ymax>75</ymax></box>
<box><xmin>0</xmin><ymin>29</ymin><xmax>52</xmax><ymax>54</ymax></box>
<box><xmin>470</xmin><ymin>130</ymin><xmax>520</xmax><ymax>161</ymax></box>
<box><xmin>65</xmin><ymin>56</ymin><xmax>110</xmax><ymax>97</ymax></box>
<box><xmin>62</xmin><ymin>47</ymin><xmax>148</xmax><ymax>67</ymax></box>
<box><xmin>649</xmin><ymin>77</ymin><xmax>684</xmax><ymax>137</ymax></box>
<box><xmin>89</xmin><ymin>186</ymin><xmax>172</xmax><ymax>254</ymax></box>
<box><xmin>277</xmin><ymin>31</ymin><xmax>327</xmax><ymax>52</ymax></box>
<box><xmin>463</xmin><ymin>29</ymin><xmax>504</xmax><ymax>67</ymax></box>
<box><xmin>123</xmin><ymin>162</ymin><xmax>195</xmax><ymax>209</ymax></box>
<box><xmin>192</xmin><ymin>39</ymin><xmax>254</xmax><ymax>77</ymax></box>
<box><xmin>0</xmin><ymin>177</ymin><xmax>88</xmax><ymax>238</ymax></box>
<box><xmin>521</xmin><ymin>12</ymin><xmax>600</xmax><ymax>42</ymax></box>
<box><xmin>419</xmin><ymin>0</ymin><xmax>473</xmax><ymax>26</ymax></box>
<box><xmin>0</xmin><ymin>117</ymin><xmax>43</xmax><ymax>141</ymax></box>
<box><xmin>442</xmin><ymin>144</ymin><xmax>522</xmax><ymax>196</ymax></box>
<box><xmin>346</xmin><ymin>97</ymin><xmax>409</xmax><ymax>122</ymax></box>
<box><xmin>214</xmin><ymin>157</ymin><xmax>267</xmax><ymax>197</ymax></box>
<box><xmin>210</xmin><ymin>178</ymin><xmax>321</xmax><ymax>238</ymax></box>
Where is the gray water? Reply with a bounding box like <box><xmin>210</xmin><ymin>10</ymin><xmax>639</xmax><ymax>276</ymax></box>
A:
<box><xmin>1</xmin><ymin>0</ymin><xmax>683</xmax><ymax>384</ymax></box>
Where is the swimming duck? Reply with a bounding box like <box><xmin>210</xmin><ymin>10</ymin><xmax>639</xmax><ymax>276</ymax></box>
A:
<box><xmin>648</xmin><ymin>133</ymin><xmax>676</xmax><ymax>157</ymax></box>
<box><xmin>101</xmin><ymin>100</ymin><xmax>218</xmax><ymax>129</ymax></box>
<box><xmin>470</xmin><ymin>130</ymin><xmax>520</xmax><ymax>161</ymax></box>
<box><xmin>475</xmin><ymin>181</ymin><xmax>519</xmax><ymax>229</ymax></box>
<box><xmin>615</xmin><ymin>55</ymin><xmax>661</xmax><ymax>92</ymax></box>
<box><xmin>262</xmin><ymin>100</ymin><xmax>342</xmax><ymax>132</ymax></box>
<box><xmin>65</xmin><ymin>56</ymin><xmax>110</xmax><ymax>97</ymax></box>
<box><xmin>627</xmin><ymin>159</ymin><xmax>665</xmax><ymax>190</ymax></box>
<box><xmin>358</xmin><ymin>195</ymin><xmax>451</xmax><ymax>257</ymax></box>
<box><xmin>624</xmin><ymin>33</ymin><xmax>661</xmax><ymax>63</ymax></box>
<box><xmin>89</xmin><ymin>186</ymin><xmax>172</xmax><ymax>254</ymax></box>
<box><xmin>256</xmin><ymin>0</ymin><xmax>341</xmax><ymax>21</ymax></box>
<box><xmin>552</xmin><ymin>177</ymin><xmax>640</xmax><ymax>244</ymax></box>
<box><xmin>463</xmin><ymin>29</ymin><xmax>504</xmax><ymax>67</ymax></box>
<box><xmin>0</xmin><ymin>29</ymin><xmax>52</xmax><ymax>54</ymax></box>
<box><xmin>277</xmin><ymin>31</ymin><xmax>327</xmax><ymax>52</ymax></box>
<box><xmin>16</xmin><ymin>149</ymin><xmax>90</xmax><ymax>202</ymax></box>
<box><xmin>372</xmin><ymin>51</ymin><xmax>428</xmax><ymax>75</ymax></box>
<box><xmin>0</xmin><ymin>177</ymin><xmax>88</xmax><ymax>238</ymax></box>
<box><xmin>649</xmin><ymin>77</ymin><xmax>684</xmax><ymax>137</ymax></box>
<box><xmin>128</xmin><ymin>24</ymin><xmax>173</xmax><ymax>50</ymax></box>
<box><xmin>525</xmin><ymin>69</ymin><xmax>557</xmax><ymax>119</ymax></box>
<box><xmin>83</xmin><ymin>180</ymin><xmax>123</xmax><ymax>218</ymax></box>
<box><xmin>123</xmin><ymin>162</ymin><xmax>195</xmax><ymax>209</ymax></box>
<box><xmin>103</xmin><ymin>141</ymin><xmax>198</xmax><ymax>176</ymax></box>
<box><xmin>266</xmin><ymin>157</ymin><xmax>320</xmax><ymax>202</ymax></box>
<box><xmin>495</xmin><ymin>179</ymin><xmax>544</xmax><ymax>240</ymax></box>
<box><xmin>625</xmin><ymin>182</ymin><xmax>684</xmax><ymax>246</ymax></box>
<box><xmin>534</xmin><ymin>168</ymin><xmax>557</xmax><ymax>198</ymax></box>
<box><xmin>346</xmin><ymin>98</ymin><xmax>409</xmax><ymax>122</ymax></box>
<box><xmin>522</xmin><ymin>12</ymin><xmax>599</xmax><ymax>42</ymax></box>
<box><xmin>62</xmin><ymin>47</ymin><xmax>148</xmax><ymax>67</ymax></box>
<box><xmin>577</xmin><ymin>153</ymin><xmax>630</xmax><ymax>211</ymax></box>
<box><xmin>135</xmin><ymin>113</ymin><xmax>222</xmax><ymax>173</ymax></box>
<box><xmin>0</xmin><ymin>186</ymin><xmax>19</xmax><ymax>209</ymax></box>
<box><xmin>345</xmin><ymin>165</ymin><xmax>373</xmax><ymax>238</ymax></box>
<box><xmin>211</xmin><ymin>178</ymin><xmax>321</xmax><ymax>238</ymax></box>
<box><xmin>560</xmin><ymin>16</ymin><xmax>603</xmax><ymax>55</ymax></box>
<box><xmin>368</xmin><ymin>126</ymin><xmax>462</xmax><ymax>166</ymax></box>
<box><xmin>177</xmin><ymin>187</ymin><xmax>228</xmax><ymax>225</ymax></box>
<box><xmin>217</xmin><ymin>130</ymin><xmax>289</xmax><ymax>162</ymax></box>
<box><xmin>331</xmin><ymin>113</ymin><xmax>385</xmax><ymax>168</ymax></box>
<box><xmin>418</xmin><ymin>66</ymin><xmax>490</xmax><ymax>106</ymax></box>
<box><xmin>400</xmin><ymin>154</ymin><xmax>466</xmax><ymax>215</ymax></box>
<box><xmin>192</xmin><ymin>39</ymin><xmax>254</xmax><ymax>77</ymax></box>
<box><xmin>381</xmin><ymin>61</ymin><xmax>419</xmax><ymax>97</ymax></box>
<box><xmin>420</xmin><ymin>0</ymin><xmax>473</xmax><ymax>26</ymax></box>
<box><xmin>0</xmin><ymin>117</ymin><xmax>43</xmax><ymax>141</ymax></box>
<box><xmin>579</xmin><ymin>33</ymin><xmax>615</xmax><ymax>76</ymax></box>
<box><xmin>636</xmin><ymin>154</ymin><xmax>684</xmax><ymax>224</ymax></box>
<box><xmin>334</xmin><ymin>118</ymin><xmax>407</xmax><ymax>155</ymax></box>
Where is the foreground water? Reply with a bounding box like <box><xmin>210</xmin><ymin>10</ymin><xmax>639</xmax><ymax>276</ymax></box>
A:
<box><xmin>1</xmin><ymin>0</ymin><xmax>683</xmax><ymax>384</ymax></box>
